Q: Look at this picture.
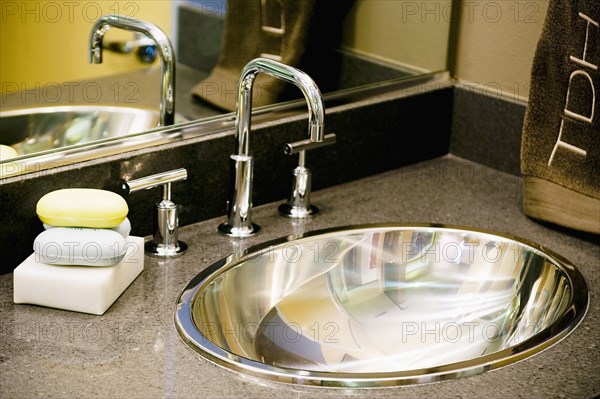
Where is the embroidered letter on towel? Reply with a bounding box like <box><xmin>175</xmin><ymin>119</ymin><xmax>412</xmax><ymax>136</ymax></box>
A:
<box><xmin>548</xmin><ymin>12</ymin><xmax>598</xmax><ymax>166</ymax></box>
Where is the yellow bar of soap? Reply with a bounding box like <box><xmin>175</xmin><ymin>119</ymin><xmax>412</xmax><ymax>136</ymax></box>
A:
<box><xmin>36</xmin><ymin>188</ymin><xmax>128</xmax><ymax>228</ymax></box>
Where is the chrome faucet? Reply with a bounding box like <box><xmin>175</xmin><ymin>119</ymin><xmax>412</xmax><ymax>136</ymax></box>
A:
<box><xmin>89</xmin><ymin>15</ymin><xmax>175</xmax><ymax>126</ymax></box>
<box><xmin>218</xmin><ymin>58</ymin><xmax>335</xmax><ymax>237</ymax></box>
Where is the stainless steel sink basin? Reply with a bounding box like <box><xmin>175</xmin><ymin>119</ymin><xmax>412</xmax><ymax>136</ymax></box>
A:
<box><xmin>175</xmin><ymin>224</ymin><xmax>588</xmax><ymax>387</ymax></box>
<box><xmin>0</xmin><ymin>105</ymin><xmax>186</xmax><ymax>155</ymax></box>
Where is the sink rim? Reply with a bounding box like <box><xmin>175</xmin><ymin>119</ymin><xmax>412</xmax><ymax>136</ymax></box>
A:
<box><xmin>174</xmin><ymin>222</ymin><xmax>589</xmax><ymax>388</ymax></box>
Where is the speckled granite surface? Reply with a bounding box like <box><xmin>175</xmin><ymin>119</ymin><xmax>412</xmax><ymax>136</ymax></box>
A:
<box><xmin>1</xmin><ymin>156</ymin><xmax>598</xmax><ymax>398</ymax></box>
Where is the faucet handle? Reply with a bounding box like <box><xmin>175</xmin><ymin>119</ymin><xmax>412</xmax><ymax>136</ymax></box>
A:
<box><xmin>123</xmin><ymin>168</ymin><xmax>188</xmax><ymax>258</ymax></box>
<box><xmin>279</xmin><ymin>133</ymin><xmax>337</xmax><ymax>218</ymax></box>
<box><xmin>284</xmin><ymin>133</ymin><xmax>336</xmax><ymax>155</ymax></box>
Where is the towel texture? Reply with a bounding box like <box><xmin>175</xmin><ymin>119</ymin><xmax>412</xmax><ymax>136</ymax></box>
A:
<box><xmin>521</xmin><ymin>0</ymin><xmax>600</xmax><ymax>234</ymax></box>
<box><xmin>191</xmin><ymin>0</ymin><xmax>351</xmax><ymax>111</ymax></box>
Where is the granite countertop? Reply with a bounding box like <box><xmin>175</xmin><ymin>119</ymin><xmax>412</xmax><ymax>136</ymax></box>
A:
<box><xmin>0</xmin><ymin>155</ymin><xmax>598</xmax><ymax>398</ymax></box>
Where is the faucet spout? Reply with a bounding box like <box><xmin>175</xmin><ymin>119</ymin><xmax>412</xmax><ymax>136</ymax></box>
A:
<box><xmin>88</xmin><ymin>15</ymin><xmax>175</xmax><ymax>126</ymax></box>
<box><xmin>218</xmin><ymin>58</ymin><xmax>327</xmax><ymax>237</ymax></box>
<box><xmin>235</xmin><ymin>58</ymin><xmax>325</xmax><ymax>157</ymax></box>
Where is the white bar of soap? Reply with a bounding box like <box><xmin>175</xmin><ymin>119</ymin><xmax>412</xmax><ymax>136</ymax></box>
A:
<box><xmin>34</xmin><ymin>227</ymin><xmax>127</xmax><ymax>266</ymax></box>
<box><xmin>43</xmin><ymin>217</ymin><xmax>132</xmax><ymax>238</ymax></box>
<box><xmin>13</xmin><ymin>236</ymin><xmax>145</xmax><ymax>315</ymax></box>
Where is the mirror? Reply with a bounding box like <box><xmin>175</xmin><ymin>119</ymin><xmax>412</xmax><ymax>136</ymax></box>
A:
<box><xmin>0</xmin><ymin>0</ymin><xmax>451</xmax><ymax>176</ymax></box>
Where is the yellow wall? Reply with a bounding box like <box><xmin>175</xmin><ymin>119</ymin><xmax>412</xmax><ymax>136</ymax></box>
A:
<box><xmin>453</xmin><ymin>0</ymin><xmax>549</xmax><ymax>100</ymax></box>
<box><xmin>342</xmin><ymin>0</ymin><xmax>451</xmax><ymax>73</ymax></box>
<box><xmin>341</xmin><ymin>0</ymin><xmax>550</xmax><ymax>100</ymax></box>
<box><xmin>0</xmin><ymin>0</ymin><xmax>171</xmax><ymax>93</ymax></box>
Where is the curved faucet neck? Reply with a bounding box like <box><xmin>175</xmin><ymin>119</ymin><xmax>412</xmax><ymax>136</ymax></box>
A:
<box><xmin>89</xmin><ymin>15</ymin><xmax>175</xmax><ymax>126</ymax></box>
<box><xmin>235</xmin><ymin>58</ymin><xmax>325</xmax><ymax>157</ymax></box>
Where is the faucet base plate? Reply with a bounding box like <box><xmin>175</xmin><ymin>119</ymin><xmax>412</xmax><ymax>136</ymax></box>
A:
<box><xmin>218</xmin><ymin>222</ymin><xmax>261</xmax><ymax>237</ymax></box>
<box><xmin>278</xmin><ymin>203</ymin><xmax>319</xmax><ymax>218</ymax></box>
<box><xmin>145</xmin><ymin>240</ymin><xmax>188</xmax><ymax>257</ymax></box>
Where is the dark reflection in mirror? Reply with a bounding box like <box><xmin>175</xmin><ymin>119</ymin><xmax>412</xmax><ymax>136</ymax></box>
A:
<box><xmin>190</xmin><ymin>0</ymin><xmax>356</xmax><ymax>111</ymax></box>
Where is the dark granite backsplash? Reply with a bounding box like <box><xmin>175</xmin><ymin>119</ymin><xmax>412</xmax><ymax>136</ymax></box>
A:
<box><xmin>450</xmin><ymin>85</ymin><xmax>527</xmax><ymax>175</ymax></box>
<box><xmin>0</xmin><ymin>86</ymin><xmax>454</xmax><ymax>273</ymax></box>
<box><xmin>0</xmin><ymin>81</ymin><xmax>533</xmax><ymax>274</ymax></box>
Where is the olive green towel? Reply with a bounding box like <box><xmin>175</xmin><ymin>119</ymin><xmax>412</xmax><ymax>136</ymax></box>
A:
<box><xmin>521</xmin><ymin>0</ymin><xmax>599</xmax><ymax>234</ymax></box>
<box><xmin>191</xmin><ymin>0</ymin><xmax>351</xmax><ymax>111</ymax></box>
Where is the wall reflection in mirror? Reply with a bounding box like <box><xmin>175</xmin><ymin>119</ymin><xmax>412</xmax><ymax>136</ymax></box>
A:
<box><xmin>0</xmin><ymin>0</ymin><xmax>451</xmax><ymax>174</ymax></box>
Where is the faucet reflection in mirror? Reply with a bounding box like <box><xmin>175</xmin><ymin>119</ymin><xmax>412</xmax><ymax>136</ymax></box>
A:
<box><xmin>218</xmin><ymin>58</ymin><xmax>336</xmax><ymax>237</ymax></box>
<box><xmin>102</xmin><ymin>33</ymin><xmax>159</xmax><ymax>64</ymax></box>
<box><xmin>89</xmin><ymin>14</ymin><xmax>176</xmax><ymax>126</ymax></box>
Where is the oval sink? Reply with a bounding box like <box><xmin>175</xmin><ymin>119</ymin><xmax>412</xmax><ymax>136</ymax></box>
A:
<box><xmin>0</xmin><ymin>105</ymin><xmax>187</xmax><ymax>155</ymax></box>
<box><xmin>175</xmin><ymin>224</ymin><xmax>588</xmax><ymax>387</ymax></box>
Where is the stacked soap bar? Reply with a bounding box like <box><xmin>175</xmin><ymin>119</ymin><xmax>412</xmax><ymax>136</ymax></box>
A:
<box><xmin>13</xmin><ymin>189</ymin><xmax>144</xmax><ymax>315</ymax></box>
<box><xmin>35</xmin><ymin>189</ymin><xmax>131</xmax><ymax>267</ymax></box>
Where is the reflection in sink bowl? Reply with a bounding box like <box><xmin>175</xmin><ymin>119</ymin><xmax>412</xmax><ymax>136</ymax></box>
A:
<box><xmin>0</xmin><ymin>105</ymin><xmax>187</xmax><ymax>156</ymax></box>
<box><xmin>175</xmin><ymin>224</ymin><xmax>588</xmax><ymax>387</ymax></box>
